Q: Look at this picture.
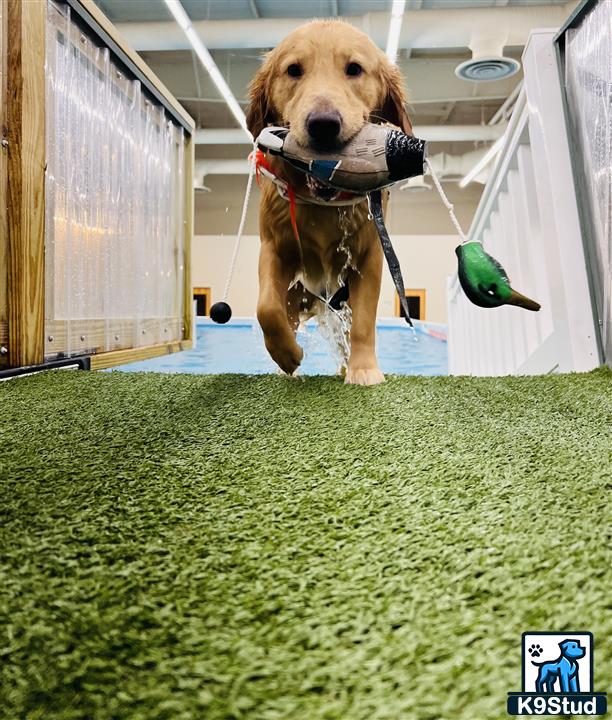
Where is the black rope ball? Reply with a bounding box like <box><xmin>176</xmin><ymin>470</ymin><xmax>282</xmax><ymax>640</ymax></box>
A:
<box><xmin>210</xmin><ymin>301</ymin><xmax>232</xmax><ymax>324</ymax></box>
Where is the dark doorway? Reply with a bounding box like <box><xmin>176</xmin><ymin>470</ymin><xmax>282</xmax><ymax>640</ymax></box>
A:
<box><xmin>193</xmin><ymin>287</ymin><xmax>211</xmax><ymax>316</ymax></box>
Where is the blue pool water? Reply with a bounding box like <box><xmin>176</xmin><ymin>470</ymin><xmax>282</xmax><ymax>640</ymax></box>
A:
<box><xmin>109</xmin><ymin>318</ymin><xmax>447</xmax><ymax>375</ymax></box>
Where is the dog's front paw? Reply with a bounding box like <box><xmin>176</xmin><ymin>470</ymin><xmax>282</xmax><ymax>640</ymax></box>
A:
<box><xmin>344</xmin><ymin>367</ymin><xmax>385</xmax><ymax>386</ymax></box>
<box><xmin>271</xmin><ymin>343</ymin><xmax>303</xmax><ymax>376</ymax></box>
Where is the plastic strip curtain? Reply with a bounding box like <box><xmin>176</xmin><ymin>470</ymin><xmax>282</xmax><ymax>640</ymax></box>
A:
<box><xmin>565</xmin><ymin>0</ymin><xmax>612</xmax><ymax>363</ymax></box>
<box><xmin>44</xmin><ymin>1</ymin><xmax>185</xmax><ymax>359</ymax></box>
<box><xmin>0</xmin><ymin>0</ymin><xmax>7</xmax><ymax>355</ymax></box>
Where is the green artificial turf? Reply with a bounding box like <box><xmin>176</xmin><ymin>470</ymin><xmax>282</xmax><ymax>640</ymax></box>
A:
<box><xmin>1</xmin><ymin>368</ymin><xmax>611</xmax><ymax>720</ymax></box>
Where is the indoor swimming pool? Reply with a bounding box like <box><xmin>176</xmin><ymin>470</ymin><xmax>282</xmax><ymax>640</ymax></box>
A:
<box><xmin>108</xmin><ymin>318</ymin><xmax>448</xmax><ymax>376</ymax></box>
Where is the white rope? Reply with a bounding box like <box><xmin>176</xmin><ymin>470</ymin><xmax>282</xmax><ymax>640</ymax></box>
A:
<box><xmin>425</xmin><ymin>157</ymin><xmax>469</xmax><ymax>244</ymax></box>
<box><xmin>222</xmin><ymin>145</ymin><xmax>257</xmax><ymax>302</ymax></box>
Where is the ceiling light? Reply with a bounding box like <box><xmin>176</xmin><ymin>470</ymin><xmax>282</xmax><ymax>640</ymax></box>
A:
<box><xmin>386</xmin><ymin>0</ymin><xmax>406</xmax><ymax>64</ymax></box>
<box><xmin>164</xmin><ymin>0</ymin><xmax>251</xmax><ymax>139</ymax></box>
<box><xmin>164</xmin><ymin>0</ymin><xmax>190</xmax><ymax>32</ymax></box>
<box><xmin>459</xmin><ymin>134</ymin><xmax>505</xmax><ymax>188</ymax></box>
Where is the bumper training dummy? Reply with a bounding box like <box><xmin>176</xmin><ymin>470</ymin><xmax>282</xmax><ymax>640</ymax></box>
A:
<box><xmin>212</xmin><ymin>122</ymin><xmax>540</xmax><ymax>324</ymax></box>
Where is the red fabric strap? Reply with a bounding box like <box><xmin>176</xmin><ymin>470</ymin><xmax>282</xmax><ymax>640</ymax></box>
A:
<box><xmin>255</xmin><ymin>150</ymin><xmax>301</xmax><ymax>245</ymax></box>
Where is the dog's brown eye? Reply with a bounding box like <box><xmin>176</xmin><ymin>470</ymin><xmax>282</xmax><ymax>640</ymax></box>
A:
<box><xmin>287</xmin><ymin>63</ymin><xmax>303</xmax><ymax>78</ymax></box>
<box><xmin>346</xmin><ymin>62</ymin><xmax>363</xmax><ymax>77</ymax></box>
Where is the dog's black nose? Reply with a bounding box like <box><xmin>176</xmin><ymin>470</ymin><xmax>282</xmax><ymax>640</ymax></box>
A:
<box><xmin>306</xmin><ymin>110</ymin><xmax>342</xmax><ymax>149</ymax></box>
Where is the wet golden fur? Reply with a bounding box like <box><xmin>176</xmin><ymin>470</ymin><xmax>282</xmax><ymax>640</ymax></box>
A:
<box><xmin>247</xmin><ymin>20</ymin><xmax>412</xmax><ymax>385</ymax></box>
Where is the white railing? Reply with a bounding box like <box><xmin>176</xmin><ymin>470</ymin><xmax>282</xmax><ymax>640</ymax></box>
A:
<box><xmin>447</xmin><ymin>30</ymin><xmax>600</xmax><ymax>376</ymax></box>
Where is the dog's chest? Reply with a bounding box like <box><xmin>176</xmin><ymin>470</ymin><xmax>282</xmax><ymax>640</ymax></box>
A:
<box><xmin>293</xmin><ymin>203</ymin><xmax>368</xmax><ymax>296</ymax></box>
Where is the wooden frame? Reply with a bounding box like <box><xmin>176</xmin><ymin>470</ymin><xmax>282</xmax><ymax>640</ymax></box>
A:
<box><xmin>0</xmin><ymin>0</ymin><xmax>8</xmax><ymax>365</ymax></box>
<box><xmin>3</xmin><ymin>0</ymin><xmax>195</xmax><ymax>372</ymax></box>
<box><xmin>89</xmin><ymin>340</ymin><xmax>192</xmax><ymax>371</ymax></box>
<box><xmin>193</xmin><ymin>287</ymin><xmax>212</xmax><ymax>316</ymax></box>
<box><xmin>6</xmin><ymin>0</ymin><xmax>46</xmax><ymax>368</ymax></box>
<box><xmin>395</xmin><ymin>289</ymin><xmax>427</xmax><ymax>320</ymax></box>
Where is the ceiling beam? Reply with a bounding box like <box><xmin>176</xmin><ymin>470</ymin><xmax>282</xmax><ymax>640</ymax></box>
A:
<box><xmin>488</xmin><ymin>80</ymin><xmax>523</xmax><ymax>125</ymax></box>
<box><xmin>148</xmin><ymin>55</ymin><xmax>519</xmax><ymax>109</ymax></box>
<box><xmin>196</xmin><ymin>147</ymin><xmax>494</xmax><ymax>180</ymax></box>
<box><xmin>195</xmin><ymin>124</ymin><xmax>506</xmax><ymax>145</ymax></box>
<box><xmin>191</xmin><ymin>51</ymin><xmax>202</xmax><ymax>98</ymax></box>
<box><xmin>179</xmin><ymin>96</ymin><xmax>249</xmax><ymax>105</ymax></box>
<box><xmin>178</xmin><ymin>93</ymin><xmax>508</xmax><ymax>107</ymax></box>
<box><xmin>248</xmin><ymin>0</ymin><xmax>260</xmax><ymax>19</ymax></box>
<box><xmin>117</xmin><ymin>5</ymin><xmax>575</xmax><ymax>51</ymax></box>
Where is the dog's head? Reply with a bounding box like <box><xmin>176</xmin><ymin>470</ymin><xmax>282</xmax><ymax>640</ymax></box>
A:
<box><xmin>247</xmin><ymin>20</ymin><xmax>412</xmax><ymax>155</ymax></box>
<box><xmin>559</xmin><ymin>639</ymin><xmax>586</xmax><ymax>660</ymax></box>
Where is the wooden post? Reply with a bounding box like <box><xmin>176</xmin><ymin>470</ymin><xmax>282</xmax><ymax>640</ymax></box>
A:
<box><xmin>6</xmin><ymin>0</ymin><xmax>46</xmax><ymax>368</ymax></box>
<box><xmin>0</xmin><ymin>1</ymin><xmax>9</xmax><ymax>365</ymax></box>
<box><xmin>183</xmin><ymin>133</ymin><xmax>194</xmax><ymax>344</ymax></box>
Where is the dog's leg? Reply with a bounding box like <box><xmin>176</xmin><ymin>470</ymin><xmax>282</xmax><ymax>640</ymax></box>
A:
<box><xmin>286</xmin><ymin>284</ymin><xmax>302</xmax><ymax>333</ymax></box>
<box><xmin>535</xmin><ymin>678</ymin><xmax>543</xmax><ymax>694</ymax></box>
<box><xmin>257</xmin><ymin>240</ymin><xmax>304</xmax><ymax>375</ymax></box>
<box><xmin>345</xmin><ymin>240</ymin><xmax>384</xmax><ymax>386</ymax></box>
<box><xmin>559</xmin><ymin>671</ymin><xmax>571</xmax><ymax>694</ymax></box>
<box><xmin>287</xmin><ymin>282</ymin><xmax>317</xmax><ymax>331</ymax></box>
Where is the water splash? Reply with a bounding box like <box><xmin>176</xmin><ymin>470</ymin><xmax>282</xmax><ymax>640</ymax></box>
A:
<box><xmin>336</xmin><ymin>207</ymin><xmax>358</xmax><ymax>286</ymax></box>
<box><xmin>293</xmin><ymin>207</ymin><xmax>358</xmax><ymax>373</ymax></box>
<box><xmin>314</xmin><ymin>300</ymin><xmax>352</xmax><ymax>372</ymax></box>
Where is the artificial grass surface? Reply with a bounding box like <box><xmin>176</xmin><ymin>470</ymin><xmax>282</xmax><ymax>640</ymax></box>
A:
<box><xmin>0</xmin><ymin>368</ymin><xmax>610</xmax><ymax>720</ymax></box>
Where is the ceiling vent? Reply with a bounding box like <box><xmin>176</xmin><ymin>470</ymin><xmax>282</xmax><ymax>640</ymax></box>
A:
<box><xmin>400</xmin><ymin>176</ymin><xmax>432</xmax><ymax>192</ymax></box>
<box><xmin>455</xmin><ymin>56</ymin><xmax>520</xmax><ymax>82</ymax></box>
<box><xmin>455</xmin><ymin>36</ymin><xmax>520</xmax><ymax>82</ymax></box>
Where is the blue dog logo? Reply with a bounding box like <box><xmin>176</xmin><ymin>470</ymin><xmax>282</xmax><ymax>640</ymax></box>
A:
<box><xmin>530</xmin><ymin>638</ymin><xmax>585</xmax><ymax>693</ymax></box>
<box><xmin>507</xmin><ymin>632</ymin><xmax>607</xmax><ymax>716</ymax></box>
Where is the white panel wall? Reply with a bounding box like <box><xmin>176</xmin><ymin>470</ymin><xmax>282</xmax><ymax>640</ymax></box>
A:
<box><xmin>193</xmin><ymin>234</ymin><xmax>457</xmax><ymax>323</ymax></box>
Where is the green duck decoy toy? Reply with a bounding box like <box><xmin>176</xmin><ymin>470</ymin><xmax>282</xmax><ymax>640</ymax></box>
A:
<box><xmin>456</xmin><ymin>241</ymin><xmax>541</xmax><ymax>311</ymax></box>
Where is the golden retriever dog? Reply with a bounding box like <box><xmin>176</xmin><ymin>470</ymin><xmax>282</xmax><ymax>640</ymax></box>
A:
<box><xmin>247</xmin><ymin>20</ymin><xmax>412</xmax><ymax>385</ymax></box>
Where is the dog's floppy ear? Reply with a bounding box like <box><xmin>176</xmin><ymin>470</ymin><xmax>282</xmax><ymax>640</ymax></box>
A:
<box><xmin>246</xmin><ymin>54</ymin><xmax>277</xmax><ymax>139</ymax></box>
<box><xmin>377</xmin><ymin>61</ymin><xmax>413</xmax><ymax>136</ymax></box>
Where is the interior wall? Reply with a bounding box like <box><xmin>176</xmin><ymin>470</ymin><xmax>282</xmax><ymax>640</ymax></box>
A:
<box><xmin>193</xmin><ymin>234</ymin><xmax>458</xmax><ymax>323</ymax></box>
<box><xmin>378</xmin><ymin>235</ymin><xmax>458</xmax><ymax>321</ymax></box>
<box><xmin>194</xmin><ymin>175</ymin><xmax>484</xmax><ymax>237</ymax></box>
<box><xmin>193</xmin><ymin>176</ymin><xmax>482</xmax><ymax>323</ymax></box>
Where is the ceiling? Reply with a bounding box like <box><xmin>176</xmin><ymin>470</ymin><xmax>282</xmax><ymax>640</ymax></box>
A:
<box><xmin>92</xmin><ymin>0</ymin><xmax>578</xmax><ymax>168</ymax></box>
<box><xmin>138</xmin><ymin>47</ymin><xmax>523</xmax><ymax>134</ymax></box>
<box><xmin>95</xmin><ymin>0</ymin><xmax>572</xmax><ymax>23</ymax></box>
